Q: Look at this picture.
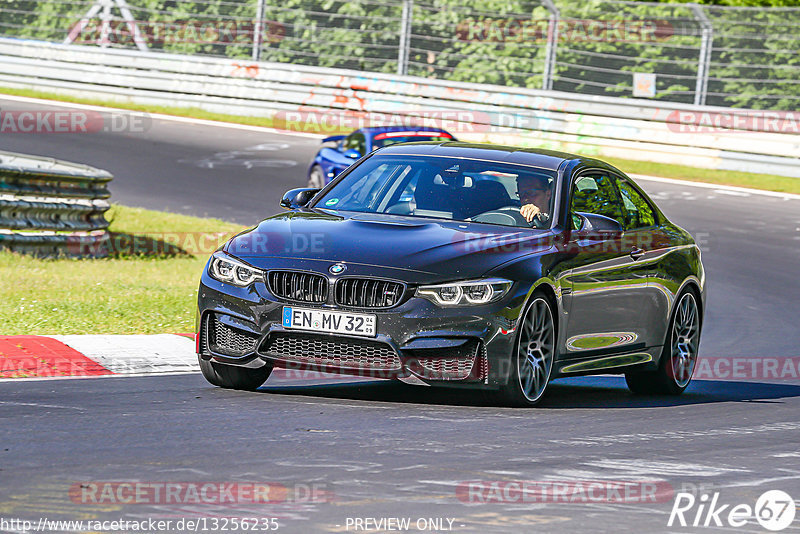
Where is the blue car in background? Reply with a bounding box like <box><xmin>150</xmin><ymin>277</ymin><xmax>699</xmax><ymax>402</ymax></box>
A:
<box><xmin>306</xmin><ymin>126</ymin><xmax>455</xmax><ymax>187</ymax></box>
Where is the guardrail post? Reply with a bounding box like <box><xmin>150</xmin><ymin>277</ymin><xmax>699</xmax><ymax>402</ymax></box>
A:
<box><xmin>99</xmin><ymin>0</ymin><xmax>112</xmax><ymax>48</ymax></box>
<box><xmin>252</xmin><ymin>0</ymin><xmax>268</xmax><ymax>61</ymax></box>
<box><xmin>541</xmin><ymin>0</ymin><xmax>559</xmax><ymax>91</ymax></box>
<box><xmin>690</xmin><ymin>3</ymin><xmax>713</xmax><ymax>106</ymax></box>
<box><xmin>397</xmin><ymin>0</ymin><xmax>413</xmax><ymax>76</ymax></box>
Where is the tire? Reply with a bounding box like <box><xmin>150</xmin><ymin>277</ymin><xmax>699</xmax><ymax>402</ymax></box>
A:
<box><xmin>496</xmin><ymin>293</ymin><xmax>557</xmax><ymax>406</ymax></box>
<box><xmin>308</xmin><ymin>165</ymin><xmax>324</xmax><ymax>189</ymax></box>
<box><xmin>198</xmin><ymin>355</ymin><xmax>272</xmax><ymax>391</ymax></box>
<box><xmin>626</xmin><ymin>289</ymin><xmax>701</xmax><ymax>395</ymax></box>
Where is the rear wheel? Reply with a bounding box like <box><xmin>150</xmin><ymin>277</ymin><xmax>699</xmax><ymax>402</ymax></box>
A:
<box><xmin>497</xmin><ymin>295</ymin><xmax>556</xmax><ymax>406</ymax></box>
<box><xmin>198</xmin><ymin>356</ymin><xmax>272</xmax><ymax>391</ymax></box>
<box><xmin>308</xmin><ymin>165</ymin><xmax>324</xmax><ymax>188</ymax></box>
<box><xmin>626</xmin><ymin>289</ymin><xmax>701</xmax><ymax>395</ymax></box>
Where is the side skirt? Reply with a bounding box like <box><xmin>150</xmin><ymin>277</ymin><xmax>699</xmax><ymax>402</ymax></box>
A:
<box><xmin>558</xmin><ymin>352</ymin><xmax>654</xmax><ymax>376</ymax></box>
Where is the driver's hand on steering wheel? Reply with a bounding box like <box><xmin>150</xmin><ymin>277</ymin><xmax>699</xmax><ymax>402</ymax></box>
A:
<box><xmin>520</xmin><ymin>203</ymin><xmax>542</xmax><ymax>223</ymax></box>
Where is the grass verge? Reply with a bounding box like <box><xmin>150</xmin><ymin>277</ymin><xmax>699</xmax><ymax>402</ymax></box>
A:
<box><xmin>606</xmin><ymin>157</ymin><xmax>800</xmax><ymax>195</ymax></box>
<box><xmin>0</xmin><ymin>205</ymin><xmax>244</xmax><ymax>335</ymax></box>
<box><xmin>2</xmin><ymin>86</ymin><xmax>798</xmax><ymax>195</ymax></box>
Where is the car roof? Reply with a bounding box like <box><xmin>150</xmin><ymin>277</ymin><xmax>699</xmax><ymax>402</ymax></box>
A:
<box><xmin>359</xmin><ymin>126</ymin><xmax>453</xmax><ymax>136</ymax></box>
<box><xmin>373</xmin><ymin>141</ymin><xmax>616</xmax><ymax>173</ymax></box>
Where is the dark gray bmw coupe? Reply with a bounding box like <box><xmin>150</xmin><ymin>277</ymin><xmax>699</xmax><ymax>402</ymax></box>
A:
<box><xmin>196</xmin><ymin>143</ymin><xmax>705</xmax><ymax>406</ymax></box>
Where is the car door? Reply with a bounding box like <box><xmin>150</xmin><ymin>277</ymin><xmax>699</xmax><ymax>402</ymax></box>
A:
<box><xmin>610</xmin><ymin>174</ymin><xmax>670</xmax><ymax>350</ymax></box>
<box><xmin>561</xmin><ymin>171</ymin><xmax>652</xmax><ymax>360</ymax></box>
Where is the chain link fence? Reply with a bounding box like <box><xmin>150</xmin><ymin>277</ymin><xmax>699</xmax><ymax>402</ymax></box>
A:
<box><xmin>1</xmin><ymin>0</ymin><xmax>798</xmax><ymax>110</ymax></box>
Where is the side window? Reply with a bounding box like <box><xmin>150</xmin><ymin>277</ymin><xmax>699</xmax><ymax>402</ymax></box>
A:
<box><xmin>398</xmin><ymin>171</ymin><xmax>419</xmax><ymax>202</ymax></box>
<box><xmin>334</xmin><ymin>163</ymin><xmax>392</xmax><ymax>209</ymax></box>
<box><xmin>615</xmin><ymin>178</ymin><xmax>657</xmax><ymax>229</ymax></box>
<box><xmin>570</xmin><ymin>173</ymin><xmax>626</xmax><ymax>230</ymax></box>
<box><xmin>345</xmin><ymin>132</ymin><xmax>366</xmax><ymax>155</ymax></box>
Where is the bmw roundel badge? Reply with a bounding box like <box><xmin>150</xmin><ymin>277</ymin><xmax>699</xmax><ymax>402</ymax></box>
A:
<box><xmin>329</xmin><ymin>263</ymin><xmax>346</xmax><ymax>275</ymax></box>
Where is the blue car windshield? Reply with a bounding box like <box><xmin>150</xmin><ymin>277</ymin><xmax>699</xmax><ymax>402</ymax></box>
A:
<box><xmin>313</xmin><ymin>155</ymin><xmax>557</xmax><ymax>228</ymax></box>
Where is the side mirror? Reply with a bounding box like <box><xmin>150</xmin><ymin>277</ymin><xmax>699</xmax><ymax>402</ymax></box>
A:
<box><xmin>280</xmin><ymin>188</ymin><xmax>320</xmax><ymax>210</ymax></box>
<box><xmin>343</xmin><ymin>148</ymin><xmax>361</xmax><ymax>159</ymax></box>
<box><xmin>574</xmin><ymin>212</ymin><xmax>623</xmax><ymax>235</ymax></box>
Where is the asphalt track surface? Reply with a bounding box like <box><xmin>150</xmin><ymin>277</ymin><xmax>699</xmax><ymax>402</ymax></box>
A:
<box><xmin>2</xmin><ymin>98</ymin><xmax>800</xmax><ymax>533</ymax></box>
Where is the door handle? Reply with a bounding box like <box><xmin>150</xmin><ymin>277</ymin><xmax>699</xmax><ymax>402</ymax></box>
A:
<box><xmin>630</xmin><ymin>247</ymin><xmax>645</xmax><ymax>260</ymax></box>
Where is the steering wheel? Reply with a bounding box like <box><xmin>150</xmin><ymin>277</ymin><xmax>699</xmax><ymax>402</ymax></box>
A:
<box><xmin>471</xmin><ymin>206</ymin><xmax>546</xmax><ymax>228</ymax></box>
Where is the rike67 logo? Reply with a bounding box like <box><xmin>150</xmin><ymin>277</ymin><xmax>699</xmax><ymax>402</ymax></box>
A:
<box><xmin>668</xmin><ymin>490</ymin><xmax>796</xmax><ymax>531</ymax></box>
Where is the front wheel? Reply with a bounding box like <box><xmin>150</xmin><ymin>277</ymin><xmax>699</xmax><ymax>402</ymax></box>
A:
<box><xmin>497</xmin><ymin>295</ymin><xmax>556</xmax><ymax>406</ymax></box>
<box><xmin>198</xmin><ymin>356</ymin><xmax>272</xmax><ymax>391</ymax></box>
<box><xmin>626</xmin><ymin>289</ymin><xmax>701</xmax><ymax>395</ymax></box>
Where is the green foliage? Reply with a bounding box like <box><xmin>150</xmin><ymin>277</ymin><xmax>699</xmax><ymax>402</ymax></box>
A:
<box><xmin>1</xmin><ymin>0</ymin><xmax>798</xmax><ymax>110</ymax></box>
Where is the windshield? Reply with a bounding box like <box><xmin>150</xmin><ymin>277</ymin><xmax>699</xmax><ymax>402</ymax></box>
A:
<box><xmin>313</xmin><ymin>155</ymin><xmax>557</xmax><ymax>228</ymax></box>
<box><xmin>372</xmin><ymin>132</ymin><xmax>454</xmax><ymax>149</ymax></box>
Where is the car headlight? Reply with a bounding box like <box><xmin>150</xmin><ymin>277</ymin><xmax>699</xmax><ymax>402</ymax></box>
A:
<box><xmin>208</xmin><ymin>252</ymin><xmax>263</xmax><ymax>287</ymax></box>
<box><xmin>416</xmin><ymin>278</ymin><xmax>512</xmax><ymax>306</ymax></box>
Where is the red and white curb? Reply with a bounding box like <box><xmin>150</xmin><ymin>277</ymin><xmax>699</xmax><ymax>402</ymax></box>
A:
<box><xmin>4</xmin><ymin>335</ymin><xmax>800</xmax><ymax>384</ymax></box>
<box><xmin>0</xmin><ymin>334</ymin><xmax>199</xmax><ymax>380</ymax></box>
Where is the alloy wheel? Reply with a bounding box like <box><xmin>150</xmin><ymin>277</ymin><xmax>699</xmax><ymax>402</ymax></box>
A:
<box><xmin>517</xmin><ymin>297</ymin><xmax>555</xmax><ymax>403</ymax></box>
<box><xmin>670</xmin><ymin>292</ymin><xmax>700</xmax><ymax>388</ymax></box>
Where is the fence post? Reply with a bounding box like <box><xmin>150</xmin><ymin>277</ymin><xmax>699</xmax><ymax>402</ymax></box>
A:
<box><xmin>114</xmin><ymin>0</ymin><xmax>148</xmax><ymax>51</ymax></box>
<box><xmin>397</xmin><ymin>0</ymin><xmax>413</xmax><ymax>76</ymax></box>
<box><xmin>64</xmin><ymin>0</ymin><xmax>148</xmax><ymax>51</ymax></box>
<box><xmin>690</xmin><ymin>3</ymin><xmax>713</xmax><ymax>106</ymax></box>
<box><xmin>541</xmin><ymin>0</ymin><xmax>559</xmax><ymax>91</ymax></box>
<box><xmin>252</xmin><ymin>0</ymin><xmax>267</xmax><ymax>61</ymax></box>
<box><xmin>64</xmin><ymin>0</ymin><xmax>147</xmax><ymax>52</ymax></box>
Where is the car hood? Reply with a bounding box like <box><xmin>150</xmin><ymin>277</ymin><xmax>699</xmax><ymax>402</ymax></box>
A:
<box><xmin>224</xmin><ymin>211</ymin><xmax>555</xmax><ymax>283</ymax></box>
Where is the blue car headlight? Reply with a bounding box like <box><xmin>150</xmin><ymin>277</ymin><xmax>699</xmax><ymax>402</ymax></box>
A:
<box><xmin>209</xmin><ymin>252</ymin><xmax>264</xmax><ymax>287</ymax></box>
<box><xmin>416</xmin><ymin>278</ymin><xmax>512</xmax><ymax>306</ymax></box>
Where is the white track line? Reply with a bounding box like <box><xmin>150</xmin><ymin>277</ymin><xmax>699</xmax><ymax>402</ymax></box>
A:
<box><xmin>2</xmin><ymin>94</ymin><xmax>798</xmax><ymax>199</ymax></box>
<box><xmin>629</xmin><ymin>173</ymin><xmax>800</xmax><ymax>201</ymax></box>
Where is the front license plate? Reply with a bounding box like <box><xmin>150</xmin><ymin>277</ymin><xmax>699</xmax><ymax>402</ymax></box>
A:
<box><xmin>282</xmin><ymin>306</ymin><xmax>377</xmax><ymax>337</ymax></box>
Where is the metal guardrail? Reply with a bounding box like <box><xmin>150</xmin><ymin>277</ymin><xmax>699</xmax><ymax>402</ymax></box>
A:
<box><xmin>0</xmin><ymin>150</ymin><xmax>112</xmax><ymax>257</ymax></box>
<box><xmin>0</xmin><ymin>37</ymin><xmax>798</xmax><ymax>179</ymax></box>
<box><xmin>2</xmin><ymin>0</ymin><xmax>799</xmax><ymax>110</ymax></box>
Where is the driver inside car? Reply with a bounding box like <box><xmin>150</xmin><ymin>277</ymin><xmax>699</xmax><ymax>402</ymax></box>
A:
<box><xmin>517</xmin><ymin>174</ymin><xmax>553</xmax><ymax>224</ymax></box>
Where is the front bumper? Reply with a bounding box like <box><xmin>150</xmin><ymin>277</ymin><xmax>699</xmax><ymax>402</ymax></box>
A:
<box><xmin>196</xmin><ymin>271</ymin><xmax>527</xmax><ymax>389</ymax></box>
